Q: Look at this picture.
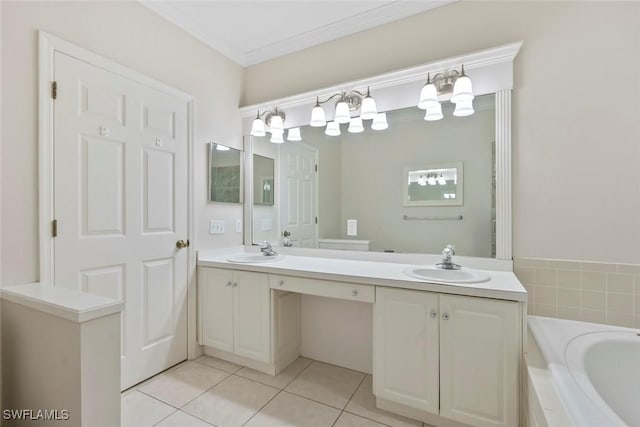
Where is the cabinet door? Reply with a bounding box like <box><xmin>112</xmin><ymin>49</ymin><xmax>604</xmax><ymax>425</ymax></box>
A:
<box><xmin>200</xmin><ymin>268</ymin><xmax>234</xmax><ymax>352</ymax></box>
<box><xmin>373</xmin><ymin>287</ymin><xmax>439</xmax><ymax>414</ymax></box>
<box><xmin>233</xmin><ymin>271</ymin><xmax>271</xmax><ymax>363</ymax></box>
<box><xmin>439</xmin><ymin>295</ymin><xmax>519</xmax><ymax>427</ymax></box>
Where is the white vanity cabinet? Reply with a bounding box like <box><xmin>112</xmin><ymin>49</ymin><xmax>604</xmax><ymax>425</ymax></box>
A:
<box><xmin>199</xmin><ymin>267</ymin><xmax>271</xmax><ymax>364</ymax></box>
<box><xmin>374</xmin><ymin>287</ymin><xmax>520</xmax><ymax>427</ymax></box>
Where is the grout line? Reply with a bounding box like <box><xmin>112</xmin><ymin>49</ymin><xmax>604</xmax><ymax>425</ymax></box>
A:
<box><xmin>240</xmin><ymin>388</ymin><xmax>284</xmax><ymax>426</ymax></box>
<box><xmin>192</xmin><ymin>356</ymin><xmax>243</xmax><ymax>374</ymax></box>
<box><xmin>151</xmin><ymin>408</ymin><xmax>179</xmax><ymax>426</ymax></box>
<box><xmin>241</xmin><ymin>357</ymin><xmax>315</xmax><ymax>426</ymax></box>
<box><xmin>135</xmin><ymin>389</ymin><xmax>183</xmax><ymax>411</ymax></box>
<box><xmin>177</xmin><ymin>371</ymin><xmax>234</xmax><ymax>409</ymax></box>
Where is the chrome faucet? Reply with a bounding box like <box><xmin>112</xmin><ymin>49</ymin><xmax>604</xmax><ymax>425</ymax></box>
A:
<box><xmin>260</xmin><ymin>241</ymin><xmax>278</xmax><ymax>257</ymax></box>
<box><xmin>436</xmin><ymin>244</ymin><xmax>461</xmax><ymax>270</ymax></box>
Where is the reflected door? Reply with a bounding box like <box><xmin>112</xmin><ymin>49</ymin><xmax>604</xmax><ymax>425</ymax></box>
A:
<box><xmin>279</xmin><ymin>143</ymin><xmax>318</xmax><ymax>247</ymax></box>
<box><xmin>53</xmin><ymin>52</ymin><xmax>188</xmax><ymax>389</ymax></box>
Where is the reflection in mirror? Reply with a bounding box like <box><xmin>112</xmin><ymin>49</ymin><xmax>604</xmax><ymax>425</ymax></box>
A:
<box><xmin>208</xmin><ymin>143</ymin><xmax>242</xmax><ymax>204</ymax></box>
<box><xmin>250</xmin><ymin>94</ymin><xmax>496</xmax><ymax>257</ymax></box>
<box><xmin>253</xmin><ymin>155</ymin><xmax>274</xmax><ymax>205</ymax></box>
<box><xmin>404</xmin><ymin>162</ymin><xmax>463</xmax><ymax>206</ymax></box>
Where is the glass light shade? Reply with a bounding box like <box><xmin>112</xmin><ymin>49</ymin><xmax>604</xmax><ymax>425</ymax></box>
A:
<box><xmin>437</xmin><ymin>174</ymin><xmax>446</xmax><ymax>185</ymax></box>
<box><xmin>424</xmin><ymin>103</ymin><xmax>443</xmax><ymax>121</ymax></box>
<box><xmin>334</xmin><ymin>101</ymin><xmax>351</xmax><ymax>124</ymax></box>
<box><xmin>427</xmin><ymin>176</ymin><xmax>437</xmax><ymax>186</ymax></box>
<box><xmin>360</xmin><ymin>96</ymin><xmax>377</xmax><ymax>120</ymax></box>
<box><xmin>270</xmin><ymin>129</ymin><xmax>284</xmax><ymax>143</ymax></box>
<box><xmin>418</xmin><ymin>83</ymin><xmax>439</xmax><ymax>110</ymax></box>
<box><xmin>418</xmin><ymin>176</ymin><xmax>427</xmax><ymax>186</ymax></box>
<box><xmin>371</xmin><ymin>113</ymin><xmax>388</xmax><ymax>130</ymax></box>
<box><xmin>287</xmin><ymin>127</ymin><xmax>302</xmax><ymax>141</ymax></box>
<box><xmin>269</xmin><ymin>114</ymin><xmax>284</xmax><ymax>132</ymax></box>
<box><xmin>216</xmin><ymin>145</ymin><xmax>230</xmax><ymax>151</ymax></box>
<box><xmin>325</xmin><ymin>121</ymin><xmax>341</xmax><ymax>136</ymax></box>
<box><xmin>451</xmin><ymin>75</ymin><xmax>474</xmax><ymax>103</ymax></box>
<box><xmin>348</xmin><ymin>117</ymin><xmax>364</xmax><ymax>133</ymax></box>
<box><xmin>453</xmin><ymin>100</ymin><xmax>474</xmax><ymax>117</ymax></box>
<box><xmin>310</xmin><ymin>106</ymin><xmax>326</xmax><ymax>127</ymax></box>
<box><xmin>250</xmin><ymin>118</ymin><xmax>266</xmax><ymax>137</ymax></box>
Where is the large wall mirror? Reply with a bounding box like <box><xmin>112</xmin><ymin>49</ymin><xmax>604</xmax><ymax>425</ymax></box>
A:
<box><xmin>208</xmin><ymin>143</ymin><xmax>242</xmax><ymax>204</ymax></box>
<box><xmin>241</xmin><ymin>42</ymin><xmax>521</xmax><ymax>260</ymax></box>
<box><xmin>250</xmin><ymin>95</ymin><xmax>496</xmax><ymax>257</ymax></box>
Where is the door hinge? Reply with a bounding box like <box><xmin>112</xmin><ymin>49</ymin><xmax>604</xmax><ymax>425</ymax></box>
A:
<box><xmin>52</xmin><ymin>81</ymin><xmax>58</xmax><ymax>99</ymax></box>
<box><xmin>315</xmin><ymin>164</ymin><xmax>318</xmax><ymax>172</ymax></box>
<box><xmin>52</xmin><ymin>219</ymin><xmax>58</xmax><ymax>237</ymax></box>
<box><xmin>315</xmin><ymin>217</ymin><xmax>318</xmax><ymax>224</ymax></box>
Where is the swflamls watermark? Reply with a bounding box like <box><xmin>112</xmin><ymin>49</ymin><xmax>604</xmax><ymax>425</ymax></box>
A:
<box><xmin>3</xmin><ymin>409</ymin><xmax>70</xmax><ymax>421</ymax></box>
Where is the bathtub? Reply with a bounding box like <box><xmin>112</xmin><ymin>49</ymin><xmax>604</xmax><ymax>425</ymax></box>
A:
<box><xmin>528</xmin><ymin>316</ymin><xmax>640</xmax><ymax>427</ymax></box>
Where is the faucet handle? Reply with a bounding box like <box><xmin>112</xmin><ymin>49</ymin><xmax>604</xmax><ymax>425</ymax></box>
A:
<box><xmin>443</xmin><ymin>244</ymin><xmax>455</xmax><ymax>256</ymax></box>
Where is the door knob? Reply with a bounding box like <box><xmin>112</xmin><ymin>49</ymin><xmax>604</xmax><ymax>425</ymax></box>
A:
<box><xmin>176</xmin><ymin>240</ymin><xmax>190</xmax><ymax>249</ymax></box>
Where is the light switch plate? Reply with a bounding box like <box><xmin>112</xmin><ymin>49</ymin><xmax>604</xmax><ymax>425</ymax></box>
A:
<box><xmin>347</xmin><ymin>219</ymin><xmax>358</xmax><ymax>236</ymax></box>
<box><xmin>235</xmin><ymin>219</ymin><xmax>242</xmax><ymax>233</ymax></box>
<box><xmin>209</xmin><ymin>220</ymin><xmax>225</xmax><ymax>235</ymax></box>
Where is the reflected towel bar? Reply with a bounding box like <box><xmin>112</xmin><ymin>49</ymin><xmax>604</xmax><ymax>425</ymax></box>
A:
<box><xmin>403</xmin><ymin>214</ymin><xmax>463</xmax><ymax>221</ymax></box>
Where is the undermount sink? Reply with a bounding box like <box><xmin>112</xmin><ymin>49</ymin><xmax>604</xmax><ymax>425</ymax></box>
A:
<box><xmin>227</xmin><ymin>254</ymin><xmax>285</xmax><ymax>264</ymax></box>
<box><xmin>405</xmin><ymin>267</ymin><xmax>491</xmax><ymax>284</ymax></box>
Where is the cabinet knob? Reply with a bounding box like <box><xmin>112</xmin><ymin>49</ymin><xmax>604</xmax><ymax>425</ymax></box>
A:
<box><xmin>226</xmin><ymin>281</ymin><xmax>232</xmax><ymax>287</ymax></box>
<box><xmin>442</xmin><ymin>313</ymin><xmax>450</xmax><ymax>320</ymax></box>
<box><xmin>233</xmin><ymin>283</ymin><xmax>238</xmax><ymax>288</ymax></box>
<box><xmin>430</xmin><ymin>310</ymin><xmax>437</xmax><ymax>318</ymax></box>
<box><xmin>352</xmin><ymin>290</ymin><xmax>359</xmax><ymax>296</ymax></box>
<box><xmin>279</xmin><ymin>280</ymin><xmax>284</xmax><ymax>286</ymax></box>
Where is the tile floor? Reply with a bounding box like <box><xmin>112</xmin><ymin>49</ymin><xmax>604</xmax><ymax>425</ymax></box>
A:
<box><xmin>122</xmin><ymin>356</ymin><xmax>431</xmax><ymax>427</ymax></box>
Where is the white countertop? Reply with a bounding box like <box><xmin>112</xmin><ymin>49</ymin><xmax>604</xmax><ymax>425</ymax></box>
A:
<box><xmin>198</xmin><ymin>249</ymin><xmax>527</xmax><ymax>302</ymax></box>
<box><xmin>1</xmin><ymin>283</ymin><xmax>124</xmax><ymax>323</ymax></box>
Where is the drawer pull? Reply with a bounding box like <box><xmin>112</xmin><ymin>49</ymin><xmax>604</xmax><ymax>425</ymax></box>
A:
<box><xmin>233</xmin><ymin>283</ymin><xmax>238</xmax><ymax>288</ymax></box>
<box><xmin>442</xmin><ymin>313</ymin><xmax>450</xmax><ymax>320</ymax></box>
<box><xmin>226</xmin><ymin>281</ymin><xmax>232</xmax><ymax>287</ymax></box>
<box><xmin>430</xmin><ymin>310</ymin><xmax>437</xmax><ymax>318</ymax></box>
<box><xmin>279</xmin><ymin>280</ymin><xmax>284</xmax><ymax>286</ymax></box>
<box><xmin>352</xmin><ymin>290</ymin><xmax>358</xmax><ymax>296</ymax></box>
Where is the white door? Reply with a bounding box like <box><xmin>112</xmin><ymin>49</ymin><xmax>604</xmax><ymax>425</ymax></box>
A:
<box><xmin>53</xmin><ymin>52</ymin><xmax>189</xmax><ymax>389</ymax></box>
<box><xmin>373</xmin><ymin>287</ymin><xmax>440</xmax><ymax>414</ymax></box>
<box><xmin>279</xmin><ymin>143</ymin><xmax>318</xmax><ymax>247</ymax></box>
<box><xmin>439</xmin><ymin>295</ymin><xmax>519</xmax><ymax>427</ymax></box>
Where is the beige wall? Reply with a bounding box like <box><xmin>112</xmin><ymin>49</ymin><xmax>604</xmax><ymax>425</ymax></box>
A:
<box><xmin>0</xmin><ymin>1</ymin><xmax>244</xmax><ymax>285</ymax></box>
<box><xmin>243</xmin><ymin>1</ymin><xmax>640</xmax><ymax>264</ymax></box>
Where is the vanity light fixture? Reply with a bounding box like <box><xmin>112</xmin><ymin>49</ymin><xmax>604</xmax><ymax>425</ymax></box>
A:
<box><xmin>215</xmin><ymin>145</ymin><xmax>230</xmax><ymax>151</ymax></box>
<box><xmin>310</xmin><ymin>87</ymin><xmax>388</xmax><ymax>136</ymax></box>
<box><xmin>418</xmin><ymin>65</ymin><xmax>475</xmax><ymax>121</ymax></box>
<box><xmin>250</xmin><ymin>107</ymin><xmax>303</xmax><ymax>143</ymax></box>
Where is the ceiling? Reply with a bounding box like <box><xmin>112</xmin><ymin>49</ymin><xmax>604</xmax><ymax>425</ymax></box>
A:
<box><xmin>141</xmin><ymin>1</ymin><xmax>456</xmax><ymax>66</ymax></box>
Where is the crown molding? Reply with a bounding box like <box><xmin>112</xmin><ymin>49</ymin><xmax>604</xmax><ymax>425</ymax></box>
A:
<box><xmin>239</xmin><ymin>41</ymin><xmax>523</xmax><ymax>116</ymax></box>
<box><xmin>243</xmin><ymin>0</ymin><xmax>457</xmax><ymax>66</ymax></box>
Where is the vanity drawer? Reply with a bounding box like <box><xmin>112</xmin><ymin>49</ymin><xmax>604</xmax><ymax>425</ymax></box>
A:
<box><xmin>270</xmin><ymin>275</ymin><xmax>375</xmax><ymax>303</ymax></box>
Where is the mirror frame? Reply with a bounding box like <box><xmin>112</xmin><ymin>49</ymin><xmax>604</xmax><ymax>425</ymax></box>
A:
<box><xmin>240</xmin><ymin>42</ymin><xmax>522</xmax><ymax>260</ymax></box>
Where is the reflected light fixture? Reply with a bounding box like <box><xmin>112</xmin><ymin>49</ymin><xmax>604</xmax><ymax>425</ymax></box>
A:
<box><xmin>325</xmin><ymin>121</ymin><xmax>341</xmax><ymax>136</ymax></box>
<box><xmin>250</xmin><ymin>107</ymin><xmax>302</xmax><ymax>143</ymax></box>
<box><xmin>287</xmin><ymin>127</ymin><xmax>302</xmax><ymax>141</ymax></box>
<box><xmin>348</xmin><ymin>117</ymin><xmax>364</xmax><ymax>134</ymax></box>
<box><xmin>270</xmin><ymin>129</ymin><xmax>284</xmax><ymax>144</ymax></box>
<box><xmin>371</xmin><ymin>113</ymin><xmax>388</xmax><ymax>130</ymax></box>
<box><xmin>310</xmin><ymin>87</ymin><xmax>387</xmax><ymax>136</ymax></box>
<box><xmin>418</xmin><ymin>65</ymin><xmax>474</xmax><ymax>121</ymax></box>
<box><xmin>215</xmin><ymin>144</ymin><xmax>230</xmax><ymax>151</ymax></box>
